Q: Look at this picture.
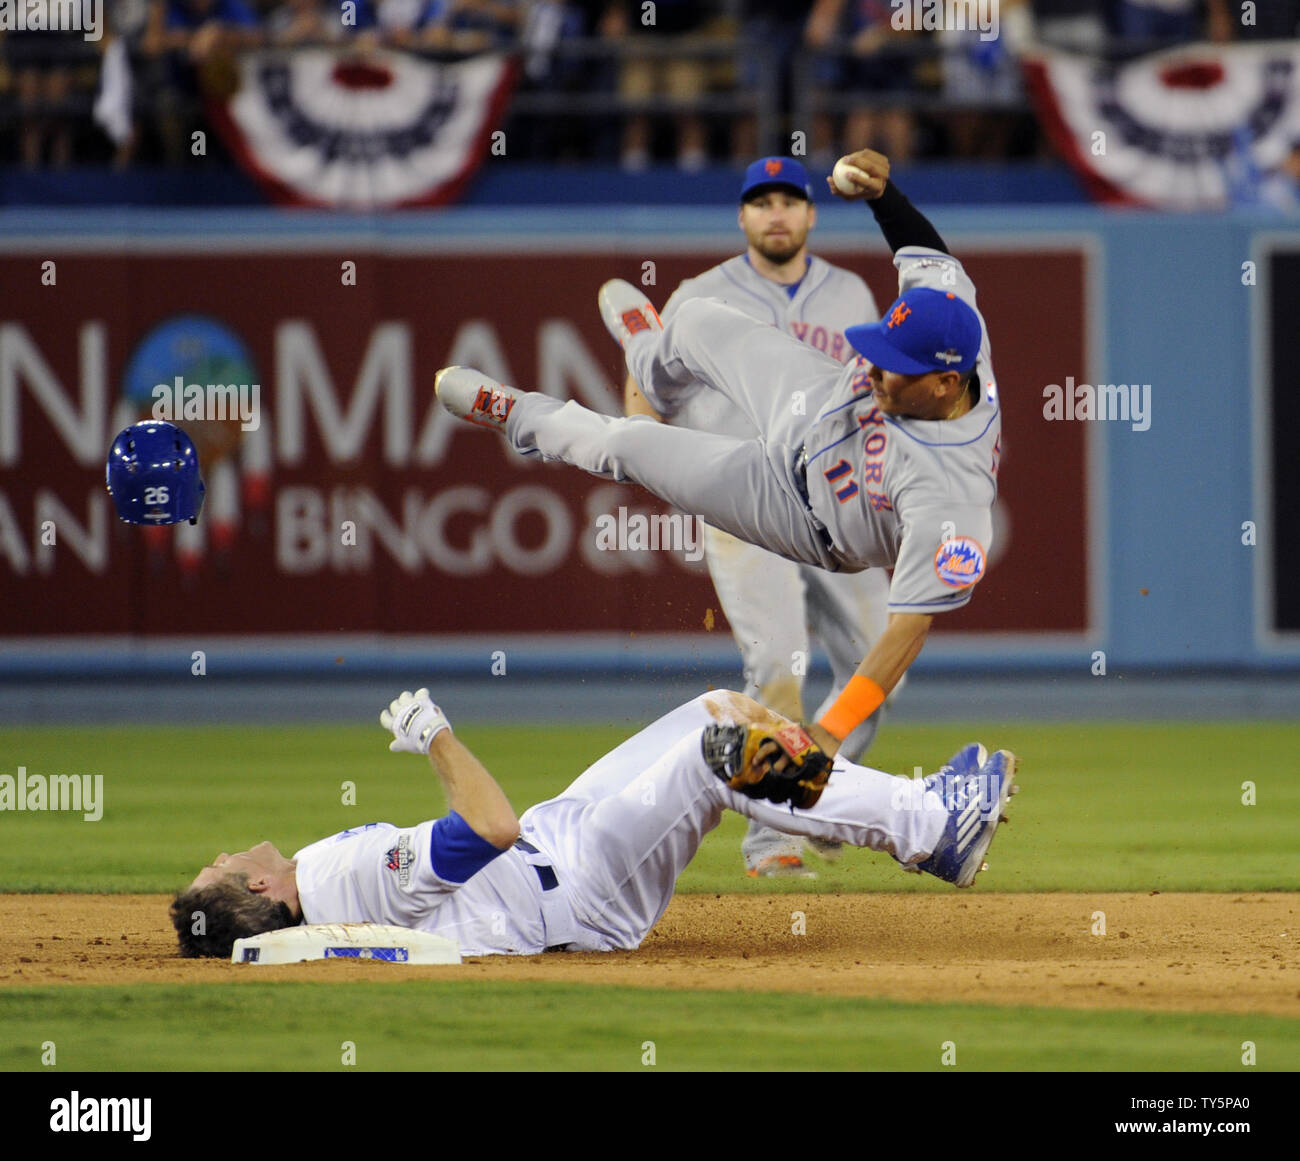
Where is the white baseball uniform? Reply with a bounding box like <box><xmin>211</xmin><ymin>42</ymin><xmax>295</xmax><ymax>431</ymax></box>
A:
<box><xmin>653</xmin><ymin>254</ymin><xmax>892</xmax><ymax>868</ymax></box>
<box><xmin>293</xmin><ymin>691</ymin><xmax>949</xmax><ymax>955</ymax></box>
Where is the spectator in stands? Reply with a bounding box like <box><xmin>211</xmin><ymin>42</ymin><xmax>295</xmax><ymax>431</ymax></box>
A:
<box><xmin>508</xmin><ymin>1</ymin><xmax>617</xmax><ymax>159</ymax></box>
<box><xmin>113</xmin><ymin>1</ymin><xmax>156</xmax><ymax>47</ymax></box>
<box><xmin>515</xmin><ymin>0</ymin><xmax>583</xmax><ymax>83</ymax></box>
<box><xmin>1107</xmin><ymin>0</ymin><xmax>1200</xmax><ymax>48</ymax></box>
<box><xmin>142</xmin><ymin>0</ymin><xmax>264</xmax><ymax>162</ymax></box>
<box><xmin>145</xmin><ymin>0</ymin><xmax>266</xmax><ymax>54</ymax></box>
<box><xmin>445</xmin><ymin>0</ymin><xmax>525</xmax><ymax>51</ymax></box>
<box><xmin>5</xmin><ymin>3</ymin><xmax>93</xmax><ymax>168</ymax></box>
<box><xmin>268</xmin><ymin>0</ymin><xmax>349</xmax><ymax>44</ymax></box>
<box><xmin>94</xmin><ymin>1</ymin><xmax>155</xmax><ymax>168</ymax></box>
<box><xmin>939</xmin><ymin>0</ymin><xmax>1031</xmax><ymax>159</ymax></box>
<box><xmin>1285</xmin><ymin>145</ymin><xmax>1300</xmax><ymax>188</ymax></box>
<box><xmin>348</xmin><ymin>0</ymin><xmax>455</xmax><ymax>49</ymax></box>
<box><xmin>561</xmin><ymin>0</ymin><xmax>618</xmax><ymax>46</ymax></box>
<box><xmin>734</xmin><ymin>1</ymin><xmax>817</xmax><ymax>160</ymax></box>
<box><xmin>805</xmin><ymin>0</ymin><xmax>922</xmax><ymax>164</ymax></box>
<box><xmin>1030</xmin><ymin>0</ymin><xmax>1107</xmax><ymax>53</ymax></box>
<box><xmin>1206</xmin><ymin>0</ymin><xmax>1300</xmax><ymax>40</ymax></box>
<box><xmin>603</xmin><ymin>0</ymin><xmax>719</xmax><ymax>172</ymax></box>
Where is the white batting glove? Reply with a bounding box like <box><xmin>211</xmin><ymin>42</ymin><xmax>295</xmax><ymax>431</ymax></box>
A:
<box><xmin>380</xmin><ymin>688</ymin><xmax>451</xmax><ymax>755</ymax></box>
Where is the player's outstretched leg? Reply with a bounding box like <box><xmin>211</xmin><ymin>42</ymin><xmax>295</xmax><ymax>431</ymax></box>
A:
<box><xmin>598</xmin><ymin>279</ymin><xmax>693</xmax><ymax>419</ymax></box>
<box><xmin>435</xmin><ymin>365</ymin><xmax>840</xmax><ymax>570</ymax></box>
<box><xmin>598</xmin><ymin>279</ymin><xmax>663</xmax><ymax>347</ymax></box>
<box><xmin>599</xmin><ymin>279</ymin><xmax>844</xmax><ymax>438</ymax></box>
<box><xmin>538</xmin><ymin>710</ymin><xmax>1014</xmax><ymax>949</ymax></box>
<box><xmin>435</xmin><ymin>367</ymin><xmax>525</xmax><ymax>433</ymax></box>
<box><xmin>703</xmin><ymin>731</ymin><xmax>1017</xmax><ymax>889</ymax></box>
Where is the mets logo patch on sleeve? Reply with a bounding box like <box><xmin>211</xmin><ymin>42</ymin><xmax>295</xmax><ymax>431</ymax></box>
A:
<box><xmin>934</xmin><ymin>537</ymin><xmax>986</xmax><ymax>588</ymax></box>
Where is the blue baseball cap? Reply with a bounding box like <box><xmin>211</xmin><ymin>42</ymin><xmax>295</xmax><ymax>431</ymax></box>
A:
<box><xmin>845</xmin><ymin>288</ymin><xmax>982</xmax><ymax>375</ymax></box>
<box><xmin>740</xmin><ymin>157</ymin><xmax>813</xmax><ymax>202</ymax></box>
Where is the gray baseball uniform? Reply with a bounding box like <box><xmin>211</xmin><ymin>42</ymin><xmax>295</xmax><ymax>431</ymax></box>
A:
<box><xmin>509</xmin><ymin>246</ymin><xmax>1001</xmax><ymax>615</ymax></box>
<box><xmin>653</xmin><ymin>253</ymin><xmax>891</xmax><ymax>868</ymax></box>
<box><xmin>658</xmin><ymin>254</ymin><xmax>872</xmax><ymax>437</ymax></box>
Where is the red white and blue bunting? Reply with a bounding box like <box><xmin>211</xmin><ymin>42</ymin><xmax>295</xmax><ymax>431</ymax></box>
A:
<box><xmin>1023</xmin><ymin>43</ymin><xmax>1300</xmax><ymax>210</ymax></box>
<box><xmin>211</xmin><ymin>49</ymin><xmax>517</xmax><ymax>209</ymax></box>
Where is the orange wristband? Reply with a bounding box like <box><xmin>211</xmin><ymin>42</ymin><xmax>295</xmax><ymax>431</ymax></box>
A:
<box><xmin>818</xmin><ymin>675</ymin><xmax>886</xmax><ymax>741</ymax></box>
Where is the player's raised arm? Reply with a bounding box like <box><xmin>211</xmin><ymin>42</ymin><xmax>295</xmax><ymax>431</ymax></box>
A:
<box><xmin>826</xmin><ymin>149</ymin><xmax>951</xmax><ymax>256</ymax></box>
<box><xmin>381</xmin><ymin>689</ymin><xmax>520</xmax><ymax>849</ymax></box>
<box><xmin>808</xmin><ymin>613</ymin><xmax>931</xmax><ymax>755</ymax></box>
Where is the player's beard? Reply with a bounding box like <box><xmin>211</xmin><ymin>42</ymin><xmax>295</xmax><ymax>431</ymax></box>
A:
<box><xmin>754</xmin><ymin>232</ymin><xmax>806</xmax><ymax>266</ymax></box>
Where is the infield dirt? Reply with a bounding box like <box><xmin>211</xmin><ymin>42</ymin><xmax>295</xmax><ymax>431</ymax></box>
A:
<box><xmin>2</xmin><ymin>892</ymin><xmax>1297</xmax><ymax>1017</ymax></box>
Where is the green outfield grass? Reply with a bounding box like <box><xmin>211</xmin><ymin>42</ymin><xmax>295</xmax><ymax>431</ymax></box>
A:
<box><xmin>3</xmin><ymin>720</ymin><xmax>1297</xmax><ymax>1076</ymax></box>
<box><xmin>0</xmin><ymin>721</ymin><xmax>1296</xmax><ymax>894</ymax></box>
<box><xmin>1</xmin><ymin>981</ymin><xmax>1293</xmax><ymax>1072</ymax></box>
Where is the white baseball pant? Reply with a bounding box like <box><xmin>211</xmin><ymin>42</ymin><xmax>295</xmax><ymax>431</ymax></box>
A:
<box><xmin>699</xmin><ymin>526</ymin><xmax>898</xmax><ymax>866</ymax></box>
<box><xmin>517</xmin><ymin>691</ymin><xmax>944</xmax><ymax>951</ymax></box>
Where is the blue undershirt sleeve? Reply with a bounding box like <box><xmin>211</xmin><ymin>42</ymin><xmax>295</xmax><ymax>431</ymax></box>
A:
<box><xmin>428</xmin><ymin>811</ymin><xmax>507</xmax><ymax>884</ymax></box>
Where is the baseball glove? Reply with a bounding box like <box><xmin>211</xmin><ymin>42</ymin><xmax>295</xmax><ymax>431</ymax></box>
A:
<box><xmin>701</xmin><ymin>722</ymin><xmax>833</xmax><ymax>810</ymax></box>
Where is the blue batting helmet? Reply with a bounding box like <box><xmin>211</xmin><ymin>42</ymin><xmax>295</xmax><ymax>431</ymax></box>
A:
<box><xmin>106</xmin><ymin>421</ymin><xmax>206</xmax><ymax>525</ymax></box>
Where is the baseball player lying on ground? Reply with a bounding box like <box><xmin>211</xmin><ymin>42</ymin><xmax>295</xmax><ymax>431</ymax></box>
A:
<box><xmin>433</xmin><ymin>148</ymin><xmax>1001</xmax><ymax>764</ymax></box>
<box><xmin>172</xmin><ymin>688</ymin><xmax>1016</xmax><ymax>958</ymax></box>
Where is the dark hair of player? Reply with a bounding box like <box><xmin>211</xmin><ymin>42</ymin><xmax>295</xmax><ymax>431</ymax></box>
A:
<box><xmin>169</xmin><ymin>874</ymin><xmax>295</xmax><ymax>958</ymax></box>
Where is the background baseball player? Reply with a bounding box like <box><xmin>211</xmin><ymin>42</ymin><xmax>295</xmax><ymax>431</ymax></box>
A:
<box><xmin>624</xmin><ymin>156</ymin><xmax>895</xmax><ymax>878</ymax></box>
<box><xmin>435</xmin><ymin>147</ymin><xmax>1002</xmax><ymax>766</ymax></box>
<box><xmin>171</xmin><ymin>687</ymin><xmax>1016</xmax><ymax>958</ymax></box>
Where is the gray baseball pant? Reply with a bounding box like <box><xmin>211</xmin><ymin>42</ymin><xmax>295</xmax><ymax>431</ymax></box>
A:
<box><xmin>506</xmin><ymin>298</ymin><xmax>850</xmax><ymax>572</ymax></box>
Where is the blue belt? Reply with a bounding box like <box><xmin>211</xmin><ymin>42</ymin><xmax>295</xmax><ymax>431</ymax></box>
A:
<box><xmin>514</xmin><ymin>837</ymin><xmax>559</xmax><ymax>892</ymax></box>
<box><xmin>795</xmin><ymin>448</ymin><xmax>837</xmax><ymax>556</ymax></box>
<box><xmin>514</xmin><ymin>838</ymin><xmax>568</xmax><ymax>951</ymax></box>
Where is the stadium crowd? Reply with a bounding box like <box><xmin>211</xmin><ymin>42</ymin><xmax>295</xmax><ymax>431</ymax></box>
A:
<box><xmin>2</xmin><ymin>0</ymin><xmax>1298</xmax><ymax>171</ymax></box>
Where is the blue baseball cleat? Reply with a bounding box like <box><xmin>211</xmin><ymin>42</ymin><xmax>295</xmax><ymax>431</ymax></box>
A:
<box><xmin>916</xmin><ymin>749</ymin><xmax>1017</xmax><ymax>888</ymax></box>
<box><xmin>898</xmin><ymin>743</ymin><xmax>989</xmax><ymax>875</ymax></box>
<box><xmin>935</xmin><ymin>742</ymin><xmax>987</xmax><ymax>781</ymax></box>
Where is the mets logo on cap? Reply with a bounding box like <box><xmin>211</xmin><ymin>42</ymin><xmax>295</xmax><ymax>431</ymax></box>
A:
<box><xmin>934</xmin><ymin>536</ymin><xmax>986</xmax><ymax>588</ymax></box>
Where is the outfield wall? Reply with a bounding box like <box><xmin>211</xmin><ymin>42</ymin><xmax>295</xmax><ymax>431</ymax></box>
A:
<box><xmin>0</xmin><ymin>205</ymin><xmax>1296</xmax><ymax>677</ymax></box>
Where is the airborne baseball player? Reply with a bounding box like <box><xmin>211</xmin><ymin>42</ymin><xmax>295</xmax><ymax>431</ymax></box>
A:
<box><xmin>172</xmin><ymin>688</ymin><xmax>1016</xmax><ymax>958</ymax></box>
<box><xmin>625</xmin><ymin>156</ymin><xmax>895</xmax><ymax>878</ymax></box>
<box><xmin>435</xmin><ymin>148</ymin><xmax>1001</xmax><ymax>761</ymax></box>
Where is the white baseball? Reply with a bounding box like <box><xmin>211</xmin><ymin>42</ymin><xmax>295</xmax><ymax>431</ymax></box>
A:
<box><xmin>832</xmin><ymin>159</ymin><xmax>870</xmax><ymax>195</ymax></box>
